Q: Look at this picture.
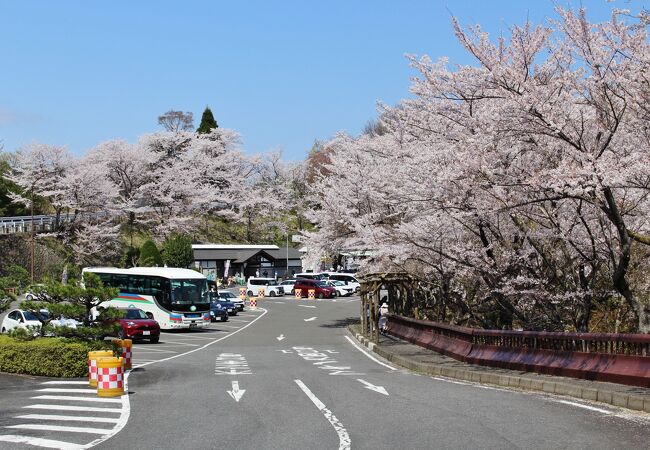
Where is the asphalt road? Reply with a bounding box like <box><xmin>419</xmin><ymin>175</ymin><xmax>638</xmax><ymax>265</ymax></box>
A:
<box><xmin>1</xmin><ymin>295</ymin><xmax>649</xmax><ymax>449</ymax></box>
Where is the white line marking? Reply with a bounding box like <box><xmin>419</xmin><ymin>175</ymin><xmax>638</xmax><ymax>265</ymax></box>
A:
<box><xmin>269</xmin><ymin>301</ymin><xmax>285</xmax><ymax>304</ymax></box>
<box><xmin>37</xmin><ymin>388</ymin><xmax>96</xmax><ymax>394</ymax></box>
<box><xmin>294</xmin><ymin>379</ymin><xmax>351</xmax><ymax>450</ymax></box>
<box><xmin>299</xmin><ymin>305</ymin><xmax>317</xmax><ymax>309</ymax></box>
<box><xmin>304</xmin><ymin>317</ymin><xmax>317</xmax><ymax>322</ymax></box>
<box><xmin>553</xmin><ymin>399</ymin><xmax>613</xmax><ymax>414</ymax></box>
<box><xmin>15</xmin><ymin>414</ymin><xmax>120</xmax><ymax>424</ymax></box>
<box><xmin>153</xmin><ymin>341</ymin><xmax>200</xmax><ymax>347</ymax></box>
<box><xmin>227</xmin><ymin>319</ymin><xmax>251</xmax><ymax>323</ymax></box>
<box><xmin>6</xmin><ymin>424</ymin><xmax>109</xmax><ymax>435</ymax></box>
<box><xmin>31</xmin><ymin>395</ymin><xmax>122</xmax><ymax>403</ymax></box>
<box><xmin>277</xmin><ymin>334</ymin><xmax>285</xmax><ymax>341</ymax></box>
<box><xmin>0</xmin><ymin>434</ymin><xmax>84</xmax><ymax>449</ymax></box>
<box><xmin>24</xmin><ymin>405</ymin><xmax>122</xmax><ymax>414</ymax></box>
<box><xmin>40</xmin><ymin>381</ymin><xmax>89</xmax><ymax>385</ymax></box>
<box><xmin>344</xmin><ymin>336</ymin><xmax>397</xmax><ymax>371</ymax></box>
<box><xmin>129</xmin><ymin>347</ymin><xmax>178</xmax><ymax>353</ymax></box>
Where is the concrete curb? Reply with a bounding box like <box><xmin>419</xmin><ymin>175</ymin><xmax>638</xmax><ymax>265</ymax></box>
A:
<box><xmin>351</xmin><ymin>330</ymin><xmax>650</xmax><ymax>414</ymax></box>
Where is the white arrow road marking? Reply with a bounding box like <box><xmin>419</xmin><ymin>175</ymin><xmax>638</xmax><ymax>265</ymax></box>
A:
<box><xmin>227</xmin><ymin>380</ymin><xmax>246</xmax><ymax>402</ymax></box>
<box><xmin>295</xmin><ymin>380</ymin><xmax>351</xmax><ymax>450</ymax></box>
<box><xmin>304</xmin><ymin>317</ymin><xmax>317</xmax><ymax>322</ymax></box>
<box><xmin>299</xmin><ymin>305</ymin><xmax>316</xmax><ymax>308</ymax></box>
<box><xmin>356</xmin><ymin>379</ymin><xmax>389</xmax><ymax>396</ymax></box>
<box><xmin>277</xmin><ymin>334</ymin><xmax>285</xmax><ymax>341</ymax></box>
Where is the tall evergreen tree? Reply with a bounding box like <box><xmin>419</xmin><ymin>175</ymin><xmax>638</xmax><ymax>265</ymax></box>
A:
<box><xmin>162</xmin><ymin>234</ymin><xmax>194</xmax><ymax>268</ymax></box>
<box><xmin>197</xmin><ymin>106</ymin><xmax>218</xmax><ymax>134</ymax></box>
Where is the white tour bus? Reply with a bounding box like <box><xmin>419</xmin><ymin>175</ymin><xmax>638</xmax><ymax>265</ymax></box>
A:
<box><xmin>82</xmin><ymin>267</ymin><xmax>211</xmax><ymax>330</ymax></box>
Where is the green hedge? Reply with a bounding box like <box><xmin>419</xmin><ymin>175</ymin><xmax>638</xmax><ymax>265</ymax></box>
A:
<box><xmin>0</xmin><ymin>335</ymin><xmax>114</xmax><ymax>378</ymax></box>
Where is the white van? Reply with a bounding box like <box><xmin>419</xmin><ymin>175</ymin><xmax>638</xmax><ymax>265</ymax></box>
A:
<box><xmin>295</xmin><ymin>272</ymin><xmax>327</xmax><ymax>281</ymax></box>
<box><xmin>322</xmin><ymin>273</ymin><xmax>360</xmax><ymax>293</ymax></box>
<box><xmin>247</xmin><ymin>278</ymin><xmax>285</xmax><ymax>297</ymax></box>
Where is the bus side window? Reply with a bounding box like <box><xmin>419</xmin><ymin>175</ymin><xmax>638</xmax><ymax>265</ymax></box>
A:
<box><xmin>113</xmin><ymin>275</ymin><xmax>128</xmax><ymax>292</ymax></box>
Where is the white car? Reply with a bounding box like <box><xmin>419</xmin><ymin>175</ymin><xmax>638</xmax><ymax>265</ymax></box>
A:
<box><xmin>1</xmin><ymin>309</ymin><xmax>43</xmax><ymax>333</ymax></box>
<box><xmin>326</xmin><ymin>280</ymin><xmax>355</xmax><ymax>297</ymax></box>
<box><xmin>279</xmin><ymin>279</ymin><xmax>297</xmax><ymax>294</ymax></box>
<box><xmin>246</xmin><ymin>278</ymin><xmax>285</xmax><ymax>297</ymax></box>
<box><xmin>322</xmin><ymin>273</ymin><xmax>361</xmax><ymax>293</ymax></box>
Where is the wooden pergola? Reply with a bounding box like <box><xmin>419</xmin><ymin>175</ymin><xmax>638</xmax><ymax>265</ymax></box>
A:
<box><xmin>359</xmin><ymin>272</ymin><xmax>415</xmax><ymax>343</ymax></box>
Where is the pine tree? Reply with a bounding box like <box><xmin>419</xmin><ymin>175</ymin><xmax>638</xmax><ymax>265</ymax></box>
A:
<box><xmin>196</xmin><ymin>106</ymin><xmax>218</xmax><ymax>134</ymax></box>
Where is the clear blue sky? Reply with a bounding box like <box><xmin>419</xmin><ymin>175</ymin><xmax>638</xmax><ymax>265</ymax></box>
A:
<box><xmin>0</xmin><ymin>1</ymin><xmax>635</xmax><ymax>161</ymax></box>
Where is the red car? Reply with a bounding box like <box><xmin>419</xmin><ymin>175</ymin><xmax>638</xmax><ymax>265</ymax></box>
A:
<box><xmin>293</xmin><ymin>279</ymin><xmax>337</xmax><ymax>299</ymax></box>
<box><xmin>111</xmin><ymin>308</ymin><xmax>160</xmax><ymax>343</ymax></box>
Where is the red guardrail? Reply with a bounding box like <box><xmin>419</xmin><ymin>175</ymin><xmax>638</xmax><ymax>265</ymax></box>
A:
<box><xmin>386</xmin><ymin>315</ymin><xmax>650</xmax><ymax>387</ymax></box>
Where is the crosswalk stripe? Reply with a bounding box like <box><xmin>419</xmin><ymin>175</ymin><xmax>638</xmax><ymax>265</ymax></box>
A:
<box><xmin>0</xmin><ymin>434</ymin><xmax>84</xmax><ymax>449</ymax></box>
<box><xmin>24</xmin><ymin>404</ymin><xmax>122</xmax><ymax>413</ymax></box>
<box><xmin>38</xmin><ymin>388</ymin><xmax>96</xmax><ymax>394</ymax></box>
<box><xmin>15</xmin><ymin>414</ymin><xmax>120</xmax><ymax>424</ymax></box>
<box><xmin>6</xmin><ymin>424</ymin><xmax>109</xmax><ymax>435</ymax></box>
<box><xmin>31</xmin><ymin>395</ymin><xmax>122</xmax><ymax>403</ymax></box>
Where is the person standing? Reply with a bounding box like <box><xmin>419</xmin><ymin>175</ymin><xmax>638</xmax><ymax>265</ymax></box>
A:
<box><xmin>378</xmin><ymin>301</ymin><xmax>389</xmax><ymax>335</ymax></box>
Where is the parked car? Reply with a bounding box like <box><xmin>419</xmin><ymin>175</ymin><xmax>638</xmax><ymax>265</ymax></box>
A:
<box><xmin>321</xmin><ymin>272</ymin><xmax>361</xmax><ymax>293</ymax></box>
<box><xmin>217</xmin><ymin>291</ymin><xmax>245</xmax><ymax>311</ymax></box>
<box><xmin>294</xmin><ymin>272</ymin><xmax>327</xmax><ymax>281</ymax></box>
<box><xmin>293</xmin><ymin>279</ymin><xmax>337</xmax><ymax>299</ymax></box>
<box><xmin>326</xmin><ymin>280</ymin><xmax>355</xmax><ymax>297</ymax></box>
<box><xmin>247</xmin><ymin>278</ymin><xmax>285</xmax><ymax>297</ymax></box>
<box><xmin>209</xmin><ymin>302</ymin><xmax>230</xmax><ymax>322</ymax></box>
<box><xmin>210</xmin><ymin>298</ymin><xmax>238</xmax><ymax>316</ymax></box>
<box><xmin>107</xmin><ymin>308</ymin><xmax>160</xmax><ymax>343</ymax></box>
<box><xmin>280</xmin><ymin>279</ymin><xmax>297</xmax><ymax>293</ymax></box>
<box><xmin>1</xmin><ymin>309</ymin><xmax>44</xmax><ymax>333</ymax></box>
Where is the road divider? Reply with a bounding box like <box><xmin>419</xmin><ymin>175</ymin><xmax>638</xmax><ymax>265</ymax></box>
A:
<box><xmin>115</xmin><ymin>339</ymin><xmax>133</xmax><ymax>370</ymax></box>
<box><xmin>88</xmin><ymin>350</ymin><xmax>114</xmax><ymax>387</ymax></box>
<box><xmin>97</xmin><ymin>357</ymin><xmax>125</xmax><ymax>398</ymax></box>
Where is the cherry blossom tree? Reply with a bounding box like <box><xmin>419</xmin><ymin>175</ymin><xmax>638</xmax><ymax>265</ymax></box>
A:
<box><xmin>307</xmin><ymin>6</ymin><xmax>650</xmax><ymax>332</ymax></box>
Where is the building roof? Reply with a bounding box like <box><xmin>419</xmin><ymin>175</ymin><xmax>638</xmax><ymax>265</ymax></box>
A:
<box><xmin>192</xmin><ymin>244</ymin><xmax>279</xmax><ymax>250</ymax></box>
<box><xmin>193</xmin><ymin>244</ymin><xmax>304</xmax><ymax>262</ymax></box>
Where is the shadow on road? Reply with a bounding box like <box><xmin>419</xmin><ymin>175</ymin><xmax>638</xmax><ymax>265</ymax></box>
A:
<box><xmin>320</xmin><ymin>317</ymin><xmax>359</xmax><ymax>328</ymax></box>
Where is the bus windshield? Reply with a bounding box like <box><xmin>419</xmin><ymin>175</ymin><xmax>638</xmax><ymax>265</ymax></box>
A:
<box><xmin>168</xmin><ymin>279</ymin><xmax>210</xmax><ymax>306</ymax></box>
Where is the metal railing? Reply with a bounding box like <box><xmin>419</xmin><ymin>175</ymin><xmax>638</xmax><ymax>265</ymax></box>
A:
<box><xmin>0</xmin><ymin>213</ymin><xmax>77</xmax><ymax>235</ymax></box>
<box><xmin>391</xmin><ymin>315</ymin><xmax>650</xmax><ymax>357</ymax></box>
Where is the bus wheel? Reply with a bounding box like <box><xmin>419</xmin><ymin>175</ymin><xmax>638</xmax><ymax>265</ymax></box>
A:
<box><xmin>247</xmin><ymin>290</ymin><xmax>254</xmax><ymax>297</ymax></box>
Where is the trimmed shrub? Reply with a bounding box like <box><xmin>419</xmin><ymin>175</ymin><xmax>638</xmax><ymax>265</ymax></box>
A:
<box><xmin>0</xmin><ymin>335</ymin><xmax>114</xmax><ymax>378</ymax></box>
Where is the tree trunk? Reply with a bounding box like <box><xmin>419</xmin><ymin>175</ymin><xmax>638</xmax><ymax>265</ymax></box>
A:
<box><xmin>602</xmin><ymin>187</ymin><xmax>649</xmax><ymax>333</ymax></box>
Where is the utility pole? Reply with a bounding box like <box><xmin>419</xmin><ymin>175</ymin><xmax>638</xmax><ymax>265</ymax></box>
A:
<box><xmin>286</xmin><ymin>231</ymin><xmax>289</xmax><ymax>279</ymax></box>
<box><xmin>30</xmin><ymin>186</ymin><xmax>35</xmax><ymax>283</ymax></box>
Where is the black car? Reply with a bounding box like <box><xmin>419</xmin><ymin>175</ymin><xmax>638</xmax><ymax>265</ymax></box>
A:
<box><xmin>210</xmin><ymin>297</ymin><xmax>238</xmax><ymax>316</ymax></box>
<box><xmin>209</xmin><ymin>302</ymin><xmax>229</xmax><ymax>322</ymax></box>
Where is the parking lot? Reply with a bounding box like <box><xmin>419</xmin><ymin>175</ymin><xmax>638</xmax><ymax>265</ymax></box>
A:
<box><xmin>129</xmin><ymin>308</ymin><xmax>267</xmax><ymax>369</ymax></box>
